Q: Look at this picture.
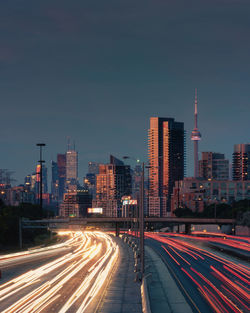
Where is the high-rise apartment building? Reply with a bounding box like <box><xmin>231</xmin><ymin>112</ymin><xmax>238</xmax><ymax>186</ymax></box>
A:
<box><xmin>59</xmin><ymin>190</ymin><xmax>92</xmax><ymax>217</ymax></box>
<box><xmin>148</xmin><ymin>117</ymin><xmax>185</xmax><ymax>216</ymax></box>
<box><xmin>95</xmin><ymin>155</ymin><xmax>131</xmax><ymax>217</ymax></box>
<box><xmin>66</xmin><ymin>149</ymin><xmax>78</xmax><ymax>185</ymax></box>
<box><xmin>51</xmin><ymin>161</ymin><xmax>59</xmax><ymax>202</ymax></box>
<box><xmin>233</xmin><ymin>144</ymin><xmax>250</xmax><ymax>180</ymax></box>
<box><xmin>199</xmin><ymin>152</ymin><xmax>229</xmax><ymax>180</ymax></box>
<box><xmin>57</xmin><ymin>153</ymin><xmax>66</xmax><ymax>200</ymax></box>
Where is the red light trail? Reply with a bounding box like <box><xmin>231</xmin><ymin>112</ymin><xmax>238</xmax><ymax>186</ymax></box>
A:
<box><xmin>146</xmin><ymin>232</ymin><xmax>249</xmax><ymax>313</ymax></box>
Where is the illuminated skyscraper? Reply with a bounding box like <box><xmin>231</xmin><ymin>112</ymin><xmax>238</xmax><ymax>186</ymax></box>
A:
<box><xmin>66</xmin><ymin>148</ymin><xmax>78</xmax><ymax>186</ymax></box>
<box><xmin>57</xmin><ymin>153</ymin><xmax>66</xmax><ymax>200</ymax></box>
<box><xmin>233</xmin><ymin>144</ymin><xmax>250</xmax><ymax>180</ymax></box>
<box><xmin>191</xmin><ymin>89</ymin><xmax>201</xmax><ymax>177</ymax></box>
<box><xmin>148</xmin><ymin>117</ymin><xmax>185</xmax><ymax>216</ymax></box>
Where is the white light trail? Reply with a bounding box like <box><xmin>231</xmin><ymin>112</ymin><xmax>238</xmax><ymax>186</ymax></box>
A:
<box><xmin>0</xmin><ymin>231</ymin><xmax>119</xmax><ymax>313</ymax></box>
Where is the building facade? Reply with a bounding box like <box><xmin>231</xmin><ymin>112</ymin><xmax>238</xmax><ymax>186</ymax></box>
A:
<box><xmin>66</xmin><ymin>149</ymin><xmax>78</xmax><ymax>185</ymax></box>
<box><xmin>199</xmin><ymin>152</ymin><xmax>229</xmax><ymax>180</ymax></box>
<box><xmin>148</xmin><ymin>117</ymin><xmax>185</xmax><ymax>216</ymax></box>
<box><xmin>95</xmin><ymin>155</ymin><xmax>132</xmax><ymax>217</ymax></box>
<box><xmin>233</xmin><ymin>144</ymin><xmax>250</xmax><ymax>181</ymax></box>
<box><xmin>171</xmin><ymin>177</ymin><xmax>250</xmax><ymax>214</ymax></box>
<box><xmin>59</xmin><ymin>190</ymin><xmax>92</xmax><ymax>217</ymax></box>
<box><xmin>57</xmin><ymin>153</ymin><xmax>66</xmax><ymax>201</ymax></box>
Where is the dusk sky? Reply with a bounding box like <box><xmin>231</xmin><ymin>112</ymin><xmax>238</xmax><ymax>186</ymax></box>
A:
<box><xmin>1</xmin><ymin>0</ymin><xmax>249</xmax><ymax>185</ymax></box>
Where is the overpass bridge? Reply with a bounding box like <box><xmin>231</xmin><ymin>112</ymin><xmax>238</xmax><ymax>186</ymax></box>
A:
<box><xmin>22</xmin><ymin>217</ymin><xmax>237</xmax><ymax>235</ymax></box>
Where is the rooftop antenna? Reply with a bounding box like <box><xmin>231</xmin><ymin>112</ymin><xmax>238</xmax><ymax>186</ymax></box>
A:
<box><xmin>67</xmin><ymin>136</ymin><xmax>71</xmax><ymax>151</ymax></box>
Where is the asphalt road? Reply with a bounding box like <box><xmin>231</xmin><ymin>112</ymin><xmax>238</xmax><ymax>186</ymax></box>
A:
<box><xmin>0</xmin><ymin>231</ymin><xmax>119</xmax><ymax>313</ymax></box>
<box><xmin>146</xmin><ymin>233</ymin><xmax>249</xmax><ymax>313</ymax></box>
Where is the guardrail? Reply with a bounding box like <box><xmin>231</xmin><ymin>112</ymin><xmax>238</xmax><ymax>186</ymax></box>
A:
<box><xmin>141</xmin><ymin>274</ymin><xmax>152</xmax><ymax>313</ymax></box>
<box><xmin>22</xmin><ymin>217</ymin><xmax>236</xmax><ymax>224</ymax></box>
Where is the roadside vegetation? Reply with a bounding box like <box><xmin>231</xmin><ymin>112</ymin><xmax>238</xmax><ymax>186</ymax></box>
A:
<box><xmin>0</xmin><ymin>199</ymin><xmax>55</xmax><ymax>250</ymax></box>
<box><xmin>173</xmin><ymin>199</ymin><xmax>250</xmax><ymax>226</ymax></box>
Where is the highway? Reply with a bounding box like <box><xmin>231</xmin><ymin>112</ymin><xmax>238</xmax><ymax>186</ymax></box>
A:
<box><xmin>146</xmin><ymin>233</ymin><xmax>249</xmax><ymax>313</ymax></box>
<box><xmin>0</xmin><ymin>231</ymin><xmax>119</xmax><ymax>313</ymax></box>
<box><xmin>189</xmin><ymin>232</ymin><xmax>250</xmax><ymax>259</ymax></box>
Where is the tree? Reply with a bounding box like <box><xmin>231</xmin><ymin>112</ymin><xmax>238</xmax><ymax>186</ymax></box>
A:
<box><xmin>173</xmin><ymin>206</ymin><xmax>195</xmax><ymax>218</ymax></box>
<box><xmin>239</xmin><ymin>211</ymin><xmax>250</xmax><ymax>227</ymax></box>
<box><xmin>0</xmin><ymin>203</ymin><xmax>48</xmax><ymax>247</ymax></box>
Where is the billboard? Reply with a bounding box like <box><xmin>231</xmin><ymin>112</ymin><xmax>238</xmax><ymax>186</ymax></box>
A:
<box><xmin>88</xmin><ymin>207</ymin><xmax>103</xmax><ymax>214</ymax></box>
<box><xmin>122</xmin><ymin>200</ymin><xmax>137</xmax><ymax>205</ymax></box>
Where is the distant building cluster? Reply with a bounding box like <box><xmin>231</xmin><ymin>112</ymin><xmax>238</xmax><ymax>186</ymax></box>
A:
<box><xmin>0</xmin><ymin>93</ymin><xmax>249</xmax><ymax>218</ymax></box>
<box><xmin>93</xmin><ymin>155</ymin><xmax>132</xmax><ymax>217</ymax></box>
<box><xmin>170</xmin><ymin>93</ymin><xmax>250</xmax><ymax>215</ymax></box>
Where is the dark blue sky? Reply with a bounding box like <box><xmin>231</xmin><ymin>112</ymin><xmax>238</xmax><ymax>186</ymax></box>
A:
<box><xmin>1</xmin><ymin>0</ymin><xmax>249</xmax><ymax>184</ymax></box>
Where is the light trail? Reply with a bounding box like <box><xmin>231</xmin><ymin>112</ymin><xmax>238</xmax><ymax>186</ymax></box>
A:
<box><xmin>0</xmin><ymin>231</ymin><xmax>119</xmax><ymax>313</ymax></box>
<box><xmin>146</xmin><ymin>232</ymin><xmax>250</xmax><ymax>313</ymax></box>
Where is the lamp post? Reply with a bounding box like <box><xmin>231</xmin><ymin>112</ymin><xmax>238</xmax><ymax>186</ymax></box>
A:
<box><xmin>176</xmin><ymin>153</ymin><xmax>181</xmax><ymax>210</ymax></box>
<box><xmin>145</xmin><ymin>166</ymin><xmax>151</xmax><ymax>219</ymax></box>
<box><xmin>36</xmin><ymin>143</ymin><xmax>46</xmax><ymax>210</ymax></box>
<box><xmin>140</xmin><ymin>162</ymin><xmax>145</xmax><ymax>276</ymax></box>
<box><xmin>123</xmin><ymin>156</ymin><xmax>145</xmax><ymax>276</ymax></box>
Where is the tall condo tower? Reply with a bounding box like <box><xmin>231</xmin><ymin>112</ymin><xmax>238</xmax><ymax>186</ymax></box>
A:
<box><xmin>232</xmin><ymin>144</ymin><xmax>250</xmax><ymax>180</ymax></box>
<box><xmin>191</xmin><ymin>89</ymin><xmax>201</xmax><ymax>177</ymax></box>
<box><xmin>66</xmin><ymin>140</ymin><xmax>78</xmax><ymax>185</ymax></box>
<box><xmin>148</xmin><ymin>117</ymin><xmax>185</xmax><ymax>217</ymax></box>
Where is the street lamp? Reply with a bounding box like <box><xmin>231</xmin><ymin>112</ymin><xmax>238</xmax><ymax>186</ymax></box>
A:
<box><xmin>36</xmin><ymin>143</ymin><xmax>46</xmax><ymax>210</ymax></box>
<box><xmin>140</xmin><ymin>162</ymin><xmax>145</xmax><ymax>275</ymax></box>
<box><xmin>123</xmin><ymin>155</ymin><xmax>164</xmax><ymax>277</ymax></box>
<box><xmin>123</xmin><ymin>156</ymin><xmax>145</xmax><ymax>276</ymax></box>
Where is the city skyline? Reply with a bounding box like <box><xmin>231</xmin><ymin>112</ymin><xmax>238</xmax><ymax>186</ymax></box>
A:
<box><xmin>0</xmin><ymin>0</ymin><xmax>249</xmax><ymax>183</ymax></box>
<box><xmin>2</xmin><ymin>112</ymin><xmax>250</xmax><ymax>186</ymax></box>
<box><xmin>0</xmin><ymin>2</ymin><xmax>249</xmax><ymax>312</ymax></box>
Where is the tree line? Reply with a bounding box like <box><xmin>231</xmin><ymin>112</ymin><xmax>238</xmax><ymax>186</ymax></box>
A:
<box><xmin>0</xmin><ymin>200</ymin><xmax>54</xmax><ymax>249</ymax></box>
<box><xmin>173</xmin><ymin>199</ymin><xmax>250</xmax><ymax>227</ymax></box>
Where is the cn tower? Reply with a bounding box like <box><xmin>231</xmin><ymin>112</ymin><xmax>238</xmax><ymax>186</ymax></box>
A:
<box><xmin>191</xmin><ymin>89</ymin><xmax>201</xmax><ymax>177</ymax></box>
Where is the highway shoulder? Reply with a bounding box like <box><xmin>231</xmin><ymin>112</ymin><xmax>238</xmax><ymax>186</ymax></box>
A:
<box><xmin>145</xmin><ymin>245</ymin><xmax>193</xmax><ymax>313</ymax></box>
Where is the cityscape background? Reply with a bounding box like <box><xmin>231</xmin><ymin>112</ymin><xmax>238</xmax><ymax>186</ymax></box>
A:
<box><xmin>0</xmin><ymin>0</ymin><xmax>250</xmax><ymax>184</ymax></box>
<box><xmin>0</xmin><ymin>2</ymin><xmax>249</xmax><ymax>312</ymax></box>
